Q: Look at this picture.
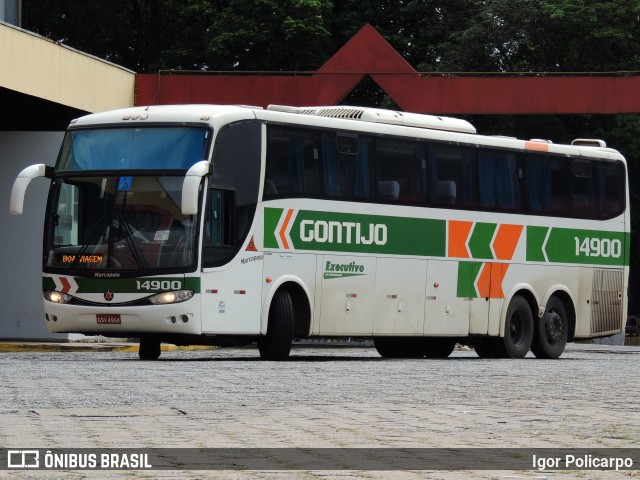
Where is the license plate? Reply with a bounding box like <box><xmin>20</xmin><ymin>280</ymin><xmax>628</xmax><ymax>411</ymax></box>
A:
<box><xmin>96</xmin><ymin>314</ymin><xmax>121</xmax><ymax>325</ymax></box>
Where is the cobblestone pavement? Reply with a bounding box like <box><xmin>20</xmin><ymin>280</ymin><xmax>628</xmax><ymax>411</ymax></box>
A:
<box><xmin>0</xmin><ymin>343</ymin><xmax>639</xmax><ymax>479</ymax></box>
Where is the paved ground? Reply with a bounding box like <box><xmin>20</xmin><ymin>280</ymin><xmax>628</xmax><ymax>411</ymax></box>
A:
<box><xmin>0</xmin><ymin>342</ymin><xmax>638</xmax><ymax>479</ymax></box>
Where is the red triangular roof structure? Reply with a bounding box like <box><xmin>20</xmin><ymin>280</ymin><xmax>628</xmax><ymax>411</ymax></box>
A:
<box><xmin>136</xmin><ymin>23</ymin><xmax>640</xmax><ymax>114</ymax></box>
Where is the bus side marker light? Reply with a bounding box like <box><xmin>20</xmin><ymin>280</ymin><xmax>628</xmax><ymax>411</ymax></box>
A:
<box><xmin>266</xmin><ymin>277</ymin><xmax>273</xmax><ymax>283</ymax></box>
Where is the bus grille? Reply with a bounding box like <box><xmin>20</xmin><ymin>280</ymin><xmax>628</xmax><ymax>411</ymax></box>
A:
<box><xmin>591</xmin><ymin>269</ymin><xmax>624</xmax><ymax>335</ymax></box>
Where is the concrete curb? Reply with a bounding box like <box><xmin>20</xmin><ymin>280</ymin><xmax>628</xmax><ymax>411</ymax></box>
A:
<box><xmin>0</xmin><ymin>342</ymin><xmax>215</xmax><ymax>353</ymax></box>
<box><xmin>0</xmin><ymin>340</ymin><xmax>637</xmax><ymax>354</ymax></box>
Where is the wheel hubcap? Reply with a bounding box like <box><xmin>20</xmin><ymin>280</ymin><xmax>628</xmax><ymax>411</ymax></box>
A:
<box><xmin>546</xmin><ymin>311</ymin><xmax>563</xmax><ymax>342</ymax></box>
<box><xmin>510</xmin><ymin>313</ymin><xmax>524</xmax><ymax>345</ymax></box>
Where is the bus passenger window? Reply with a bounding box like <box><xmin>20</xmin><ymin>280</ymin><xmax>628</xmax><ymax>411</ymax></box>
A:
<box><xmin>429</xmin><ymin>145</ymin><xmax>475</xmax><ymax>208</ymax></box>
<box><xmin>597</xmin><ymin>161</ymin><xmax>625</xmax><ymax>219</ymax></box>
<box><xmin>322</xmin><ymin>133</ymin><xmax>372</xmax><ymax>200</ymax></box>
<box><xmin>526</xmin><ymin>154</ymin><xmax>569</xmax><ymax>215</ymax></box>
<box><xmin>265</xmin><ymin>127</ymin><xmax>320</xmax><ymax>197</ymax></box>
<box><xmin>571</xmin><ymin>159</ymin><xmax>595</xmax><ymax>217</ymax></box>
<box><xmin>478</xmin><ymin>149</ymin><xmax>520</xmax><ymax>211</ymax></box>
<box><xmin>375</xmin><ymin>138</ymin><xmax>426</xmax><ymax>204</ymax></box>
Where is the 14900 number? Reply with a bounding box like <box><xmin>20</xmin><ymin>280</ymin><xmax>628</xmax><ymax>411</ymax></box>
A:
<box><xmin>136</xmin><ymin>280</ymin><xmax>182</xmax><ymax>291</ymax></box>
<box><xmin>574</xmin><ymin>237</ymin><xmax>622</xmax><ymax>258</ymax></box>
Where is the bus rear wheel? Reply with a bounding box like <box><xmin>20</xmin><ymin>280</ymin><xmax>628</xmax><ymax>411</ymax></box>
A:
<box><xmin>502</xmin><ymin>295</ymin><xmax>533</xmax><ymax>358</ymax></box>
<box><xmin>258</xmin><ymin>290</ymin><xmax>294</xmax><ymax>361</ymax></box>
<box><xmin>531</xmin><ymin>296</ymin><xmax>568</xmax><ymax>359</ymax></box>
<box><xmin>139</xmin><ymin>336</ymin><xmax>161</xmax><ymax>360</ymax></box>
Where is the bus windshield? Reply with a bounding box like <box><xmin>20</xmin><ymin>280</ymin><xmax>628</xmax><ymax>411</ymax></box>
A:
<box><xmin>44</xmin><ymin>175</ymin><xmax>198</xmax><ymax>274</ymax></box>
<box><xmin>56</xmin><ymin>127</ymin><xmax>210</xmax><ymax>171</ymax></box>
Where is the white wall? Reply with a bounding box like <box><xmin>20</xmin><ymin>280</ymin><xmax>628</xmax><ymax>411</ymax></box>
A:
<box><xmin>0</xmin><ymin>131</ymin><xmax>67</xmax><ymax>339</ymax></box>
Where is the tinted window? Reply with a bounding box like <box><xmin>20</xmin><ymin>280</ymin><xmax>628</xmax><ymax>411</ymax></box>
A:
<box><xmin>478</xmin><ymin>149</ymin><xmax>521</xmax><ymax>210</ymax></box>
<box><xmin>429</xmin><ymin>144</ymin><xmax>475</xmax><ymax>208</ymax></box>
<box><xmin>571</xmin><ymin>159</ymin><xmax>595</xmax><ymax>217</ymax></box>
<box><xmin>57</xmin><ymin>127</ymin><xmax>210</xmax><ymax>171</ymax></box>
<box><xmin>265</xmin><ymin>127</ymin><xmax>321</xmax><ymax>197</ymax></box>
<box><xmin>203</xmin><ymin>121</ymin><xmax>261</xmax><ymax>267</ymax></box>
<box><xmin>596</xmin><ymin>161</ymin><xmax>626</xmax><ymax>219</ymax></box>
<box><xmin>525</xmin><ymin>154</ymin><xmax>569</xmax><ymax>215</ymax></box>
<box><xmin>375</xmin><ymin>138</ymin><xmax>427</xmax><ymax>204</ymax></box>
<box><xmin>321</xmin><ymin>132</ymin><xmax>373</xmax><ymax>200</ymax></box>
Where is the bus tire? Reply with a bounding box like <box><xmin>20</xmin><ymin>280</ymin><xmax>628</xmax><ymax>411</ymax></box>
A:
<box><xmin>139</xmin><ymin>336</ymin><xmax>161</xmax><ymax>360</ymax></box>
<box><xmin>422</xmin><ymin>338</ymin><xmax>456</xmax><ymax>358</ymax></box>
<box><xmin>531</xmin><ymin>296</ymin><xmax>568</xmax><ymax>359</ymax></box>
<box><xmin>258</xmin><ymin>289</ymin><xmax>294</xmax><ymax>361</ymax></box>
<box><xmin>502</xmin><ymin>295</ymin><xmax>533</xmax><ymax>358</ymax></box>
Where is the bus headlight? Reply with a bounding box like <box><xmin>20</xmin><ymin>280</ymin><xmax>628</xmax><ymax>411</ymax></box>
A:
<box><xmin>148</xmin><ymin>290</ymin><xmax>194</xmax><ymax>305</ymax></box>
<box><xmin>44</xmin><ymin>290</ymin><xmax>72</xmax><ymax>304</ymax></box>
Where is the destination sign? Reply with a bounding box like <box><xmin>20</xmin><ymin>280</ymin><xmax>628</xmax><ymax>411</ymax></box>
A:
<box><xmin>57</xmin><ymin>254</ymin><xmax>104</xmax><ymax>264</ymax></box>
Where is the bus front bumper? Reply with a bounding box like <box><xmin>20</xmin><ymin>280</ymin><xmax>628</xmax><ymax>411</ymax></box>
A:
<box><xmin>42</xmin><ymin>299</ymin><xmax>202</xmax><ymax>336</ymax></box>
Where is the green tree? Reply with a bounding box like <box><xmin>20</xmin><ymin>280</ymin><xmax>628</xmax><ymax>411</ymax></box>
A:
<box><xmin>206</xmin><ymin>0</ymin><xmax>333</xmax><ymax>70</ymax></box>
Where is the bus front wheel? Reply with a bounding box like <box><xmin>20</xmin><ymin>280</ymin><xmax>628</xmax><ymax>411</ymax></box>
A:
<box><xmin>531</xmin><ymin>296</ymin><xmax>568</xmax><ymax>359</ymax></box>
<box><xmin>258</xmin><ymin>290</ymin><xmax>294</xmax><ymax>361</ymax></box>
<box><xmin>139</xmin><ymin>336</ymin><xmax>161</xmax><ymax>360</ymax></box>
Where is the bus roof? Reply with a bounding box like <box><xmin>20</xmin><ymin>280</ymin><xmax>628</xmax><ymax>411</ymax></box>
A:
<box><xmin>69</xmin><ymin>104</ymin><xmax>623</xmax><ymax>162</ymax></box>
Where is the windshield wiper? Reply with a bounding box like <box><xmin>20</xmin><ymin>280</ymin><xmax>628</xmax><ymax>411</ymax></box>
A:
<box><xmin>115</xmin><ymin>212</ymin><xmax>149</xmax><ymax>274</ymax></box>
<box><xmin>69</xmin><ymin>214</ymin><xmax>110</xmax><ymax>271</ymax></box>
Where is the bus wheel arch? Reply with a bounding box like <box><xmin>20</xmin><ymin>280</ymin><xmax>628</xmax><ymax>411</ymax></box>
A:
<box><xmin>531</xmin><ymin>290</ymin><xmax>574</xmax><ymax>359</ymax></box>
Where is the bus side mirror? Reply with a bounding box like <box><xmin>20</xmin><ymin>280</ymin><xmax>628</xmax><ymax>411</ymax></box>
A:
<box><xmin>182</xmin><ymin>160</ymin><xmax>210</xmax><ymax>215</ymax></box>
<box><xmin>10</xmin><ymin>164</ymin><xmax>53</xmax><ymax>215</ymax></box>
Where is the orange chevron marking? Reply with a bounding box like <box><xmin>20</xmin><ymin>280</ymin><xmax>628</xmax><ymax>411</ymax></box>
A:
<box><xmin>492</xmin><ymin>224</ymin><xmax>524</xmax><ymax>260</ymax></box>
<box><xmin>475</xmin><ymin>263</ymin><xmax>510</xmax><ymax>299</ymax></box>
<box><xmin>476</xmin><ymin>263</ymin><xmax>492</xmax><ymax>298</ymax></box>
<box><xmin>279</xmin><ymin>209</ymin><xmax>294</xmax><ymax>249</ymax></box>
<box><xmin>448</xmin><ymin>220</ymin><xmax>473</xmax><ymax>258</ymax></box>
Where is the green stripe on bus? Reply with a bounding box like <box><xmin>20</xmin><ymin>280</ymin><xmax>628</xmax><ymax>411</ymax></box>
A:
<box><xmin>526</xmin><ymin>226</ymin><xmax>549</xmax><ymax>262</ymax></box>
<box><xmin>264</xmin><ymin>207</ymin><xmax>447</xmax><ymax>256</ymax></box>
<box><xmin>42</xmin><ymin>276</ymin><xmax>201</xmax><ymax>294</ymax></box>
<box><xmin>527</xmin><ymin>226</ymin><xmax>628</xmax><ymax>266</ymax></box>
<box><xmin>265</xmin><ymin>208</ymin><xmax>628</xmax><ymax>266</ymax></box>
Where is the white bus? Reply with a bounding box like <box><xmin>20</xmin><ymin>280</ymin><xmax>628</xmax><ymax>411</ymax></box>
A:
<box><xmin>10</xmin><ymin>104</ymin><xmax>629</xmax><ymax>360</ymax></box>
